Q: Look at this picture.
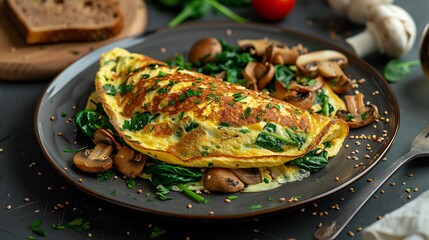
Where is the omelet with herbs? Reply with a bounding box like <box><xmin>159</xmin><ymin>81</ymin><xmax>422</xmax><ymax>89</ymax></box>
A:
<box><xmin>95</xmin><ymin>48</ymin><xmax>349</xmax><ymax>169</ymax></box>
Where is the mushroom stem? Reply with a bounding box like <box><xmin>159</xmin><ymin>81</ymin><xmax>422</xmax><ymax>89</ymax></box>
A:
<box><xmin>346</xmin><ymin>30</ymin><xmax>378</xmax><ymax>58</ymax></box>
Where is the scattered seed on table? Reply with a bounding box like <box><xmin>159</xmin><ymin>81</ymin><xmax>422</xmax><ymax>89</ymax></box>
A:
<box><xmin>390</xmin><ymin>182</ymin><xmax>396</xmax><ymax>186</ymax></box>
<box><xmin>380</xmin><ymin>190</ymin><xmax>385</xmax><ymax>194</ymax></box>
<box><xmin>377</xmin><ymin>215</ymin><xmax>382</xmax><ymax>220</ymax></box>
<box><xmin>187</xmin><ymin>204</ymin><xmax>192</xmax><ymax>209</ymax></box>
<box><xmin>348</xmin><ymin>231</ymin><xmax>355</xmax><ymax>237</ymax></box>
<box><xmin>6</xmin><ymin>205</ymin><xmax>12</xmax><ymax>210</ymax></box>
<box><xmin>414</xmin><ymin>188</ymin><xmax>419</xmax><ymax>192</ymax></box>
<box><xmin>208</xmin><ymin>211</ymin><xmax>214</xmax><ymax>215</ymax></box>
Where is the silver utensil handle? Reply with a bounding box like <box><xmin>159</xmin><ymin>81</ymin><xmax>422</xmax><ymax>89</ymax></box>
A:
<box><xmin>313</xmin><ymin>151</ymin><xmax>417</xmax><ymax>240</ymax></box>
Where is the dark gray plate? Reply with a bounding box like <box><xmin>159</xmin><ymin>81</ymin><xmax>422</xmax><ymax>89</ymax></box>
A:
<box><xmin>35</xmin><ymin>22</ymin><xmax>399</xmax><ymax>220</ymax></box>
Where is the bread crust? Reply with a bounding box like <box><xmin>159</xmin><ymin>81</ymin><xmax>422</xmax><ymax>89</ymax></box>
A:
<box><xmin>4</xmin><ymin>0</ymin><xmax>124</xmax><ymax>45</ymax></box>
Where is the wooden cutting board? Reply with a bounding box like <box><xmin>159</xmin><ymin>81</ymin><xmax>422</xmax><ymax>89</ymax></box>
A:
<box><xmin>0</xmin><ymin>0</ymin><xmax>147</xmax><ymax>81</ymax></box>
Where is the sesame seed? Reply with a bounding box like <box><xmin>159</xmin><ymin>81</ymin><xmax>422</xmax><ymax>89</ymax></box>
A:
<box><xmin>407</xmin><ymin>173</ymin><xmax>414</xmax><ymax>177</ymax></box>
<box><xmin>405</xmin><ymin>188</ymin><xmax>411</xmax><ymax>193</ymax></box>
<box><xmin>300</xmin><ymin>208</ymin><xmax>305</xmax><ymax>212</ymax></box>
<box><xmin>377</xmin><ymin>215</ymin><xmax>382</xmax><ymax>220</ymax></box>
<box><xmin>57</xmin><ymin>132</ymin><xmax>63</xmax><ymax>136</ymax></box>
<box><xmin>160</xmin><ymin>47</ymin><xmax>166</xmax><ymax>53</ymax></box>
<box><xmin>208</xmin><ymin>211</ymin><xmax>214</xmax><ymax>215</ymax></box>
<box><xmin>225</xmin><ymin>29</ymin><xmax>232</xmax><ymax>36</ymax></box>
<box><xmin>349</xmin><ymin>187</ymin><xmax>355</xmax><ymax>193</ymax></box>
<box><xmin>407</xmin><ymin>195</ymin><xmax>412</xmax><ymax>200</ymax></box>
<box><xmin>225</xmin><ymin>199</ymin><xmax>231</xmax><ymax>203</ymax></box>
<box><xmin>367</xmin><ymin>178</ymin><xmax>373</xmax><ymax>182</ymax></box>
<box><xmin>335</xmin><ymin>177</ymin><xmax>339</xmax><ymax>181</ymax></box>
<box><xmin>87</xmin><ymin>232</ymin><xmax>93</xmax><ymax>238</ymax></box>
<box><xmin>136</xmin><ymin>189</ymin><xmax>143</xmax><ymax>194</ymax></box>
<box><xmin>348</xmin><ymin>231</ymin><xmax>355</xmax><ymax>237</ymax></box>
<box><xmin>78</xmin><ymin>178</ymin><xmax>83</xmax><ymax>183</ymax></box>
<box><xmin>380</xmin><ymin>190</ymin><xmax>385</xmax><ymax>194</ymax></box>
<box><xmin>24</xmin><ymin>197</ymin><xmax>30</xmax><ymax>202</ymax></box>
<box><xmin>6</xmin><ymin>205</ymin><xmax>12</xmax><ymax>210</ymax></box>
<box><xmin>390</xmin><ymin>182</ymin><xmax>396</xmax><ymax>186</ymax></box>
<box><xmin>279</xmin><ymin>197</ymin><xmax>286</xmax><ymax>202</ymax></box>
<box><xmin>50</xmin><ymin>116</ymin><xmax>55</xmax><ymax>121</ymax></box>
<box><xmin>187</xmin><ymin>204</ymin><xmax>192</xmax><ymax>209</ymax></box>
<box><xmin>357</xmin><ymin>227</ymin><xmax>363</xmax><ymax>232</ymax></box>
<box><xmin>414</xmin><ymin>188</ymin><xmax>419</xmax><ymax>192</ymax></box>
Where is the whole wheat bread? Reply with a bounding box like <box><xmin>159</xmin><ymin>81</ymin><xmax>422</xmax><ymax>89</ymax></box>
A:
<box><xmin>4</xmin><ymin>0</ymin><xmax>124</xmax><ymax>44</ymax></box>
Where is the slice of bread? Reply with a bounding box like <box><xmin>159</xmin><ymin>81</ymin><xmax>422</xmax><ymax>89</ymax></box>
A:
<box><xmin>4</xmin><ymin>0</ymin><xmax>124</xmax><ymax>45</ymax></box>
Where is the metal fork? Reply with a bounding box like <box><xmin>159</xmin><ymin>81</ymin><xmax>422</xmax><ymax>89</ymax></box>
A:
<box><xmin>313</xmin><ymin>123</ymin><xmax>429</xmax><ymax>240</ymax></box>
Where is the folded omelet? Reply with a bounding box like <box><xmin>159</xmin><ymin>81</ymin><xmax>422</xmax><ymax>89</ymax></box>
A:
<box><xmin>95</xmin><ymin>48</ymin><xmax>349</xmax><ymax>169</ymax></box>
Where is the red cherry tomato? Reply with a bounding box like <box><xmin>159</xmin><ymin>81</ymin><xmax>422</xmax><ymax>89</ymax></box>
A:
<box><xmin>252</xmin><ymin>0</ymin><xmax>296</xmax><ymax>21</ymax></box>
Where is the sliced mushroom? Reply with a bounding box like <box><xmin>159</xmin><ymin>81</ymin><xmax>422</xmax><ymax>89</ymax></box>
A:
<box><xmin>272</xmin><ymin>80</ymin><xmax>316</xmax><ymax>110</ymax></box>
<box><xmin>114</xmin><ymin>146</ymin><xmax>146</xmax><ymax>179</ymax></box>
<box><xmin>296</xmin><ymin>50</ymin><xmax>353</xmax><ymax>93</ymax></box>
<box><xmin>203</xmin><ymin>168</ymin><xmax>244</xmax><ymax>193</ymax></box>
<box><xmin>336</xmin><ymin>93</ymin><xmax>379</xmax><ymax>128</ymax></box>
<box><xmin>229</xmin><ymin>168</ymin><xmax>262</xmax><ymax>185</ymax></box>
<box><xmin>242</xmin><ymin>62</ymin><xmax>275</xmax><ymax>90</ymax></box>
<box><xmin>263</xmin><ymin>44</ymin><xmax>299</xmax><ymax>65</ymax></box>
<box><xmin>289</xmin><ymin>76</ymin><xmax>324</xmax><ymax>93</ymax></box>
<box><xmin>73</xmin><ymin>143</ymin><xmax>113</xmax><ymax>173</ymax></box>
<box><xmin>325</xmin><ymin>74</ymin><xmax>353</xmax><ymax>94</ymax></box>
<box><xmin>93</xmin><ymin>129</ymin><xmax>121</xmax><ymax>150</ymax></box>
<box><xmin>188</xmin><ymin>37</ymin><xmax>222</xmax><ymax>64</ymax></box>
<box><xmin>237</xmin><ymin>38</ymin><xmax>277</xmax><ymax>56</ymax></box>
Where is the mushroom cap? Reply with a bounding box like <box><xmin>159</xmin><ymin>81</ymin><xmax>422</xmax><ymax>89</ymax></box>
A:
<box><xmin>93</xmin><ymin>128</ymin><xmax>122</xmax><ymax>150</ymax></box>
<box><xmin>114</xmin><ymin>146</ymin><xmax>146</xmax><ymax>179</ymax></box>
<box><xmin>327</xmin><ymin>0</ymin><xmax>351</xmax><ymax>17</ymax></box>
<box><xmin>237</xmin><ymin>38</ymin><xmax>282</xmax><ymax>56</ymax></box>
<box><xmin>73</xmin><ymin>143</ymin><xmax>113</xmax><ymax>173</ymax></box>
<box><xmin>229</xmin><ymin>168</ymin><xmax>262</xmax><ymax>185</ymax></box>
<box><xmin>263</xmin><ymin>44</ymin><xmax>299</xmax><ymax>65</ymax></box>
<box><xmin>336</xmin><ymin>104</ymin><xmax>378</xmax><ymax>128</ymax></box>
<box><xmin>336</xmin><ymin>93</ymin><xmax>379</xmax><ymax>128</ymax></box>
<box><xmin>296</xmin><ymin>50</ymin><xmax>348</xmax><ymax>75</ymax></box>
<box><xmin>242</xmin><ymin>62</ymin><xmax>275</xmax><ymax>91</ymax></box>
<box><xmin>347</xmin><ymin>0</ymin><xmax>394</xmax><ymax>25</ymax></box>
<box><xmin>203</xmin><ymin>168</ymin><xmax>244</xmax><ymax>193</ymax></box>
<box><xmin>366</xmin><ymin>4</ymin><xmax>416</xmax><ymax>57</ymax></box>
<box><xmin>188</xmin><ymin>37</ymin><xmax>222</xmax><ymax>64</ymax></box>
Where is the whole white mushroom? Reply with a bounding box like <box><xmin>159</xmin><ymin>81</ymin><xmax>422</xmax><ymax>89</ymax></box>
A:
<box><xmin>346</xmin><ymin>4</ymin><xmax>416</xmax><ymax>58</ymax></box>
<box><xmin>347</xmin><ymin>0</ymin><xmax>394</xmax><ymax>25</ymax></box>
<box><xmin>327</xmin><ymin>0</ymin><xmax>351</xmax><ymax>17</ymax></box>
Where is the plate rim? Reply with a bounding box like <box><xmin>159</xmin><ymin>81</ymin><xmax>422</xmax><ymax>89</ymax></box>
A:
<box><xmin>34</xmin><ymin>21</ymin><xmax>400</xmax><ymax>220</ymax></box>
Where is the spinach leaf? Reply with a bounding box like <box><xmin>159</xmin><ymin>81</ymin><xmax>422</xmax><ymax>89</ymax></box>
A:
<box><xmin>122</xmin><ymin>112</ymin><xmax>160</xmax><ymax>131</ymax></box>
<box><xmin>255</xmin><ymin>131</ymin><xmax>288</xmax><ymax>152</ymax></box>
<box><xmin>274</xmin><ymin>64</ymin><xmax>294</xmax><ymax>89</ymax></box>
<box><xmin>75</xmin><ymin>109</ymin><xmax>112</xmax><ymax>138</ymax></box>
<box><xmin>103</xmin><ymin>82</ymin><xmax>133</xmax><ymax>96</ymax></box>
<box><xmin>288</xmin><ymin>148</ymin><xmax>328</xmax><ymax>172</ymax></box>
<box><xmin>384</xmin><ymin>59</ymin><xmax>420</xmax><ymax>82</ymax></box>
<box><xmin>256</xmin><ymin>123</ymin><xmax>306</xmax><ymax>152</ymax></box>
<box><xmin>144</xmin><ymin>162</ymin><xmax>203</xmax><ymax>187</ymax></box>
